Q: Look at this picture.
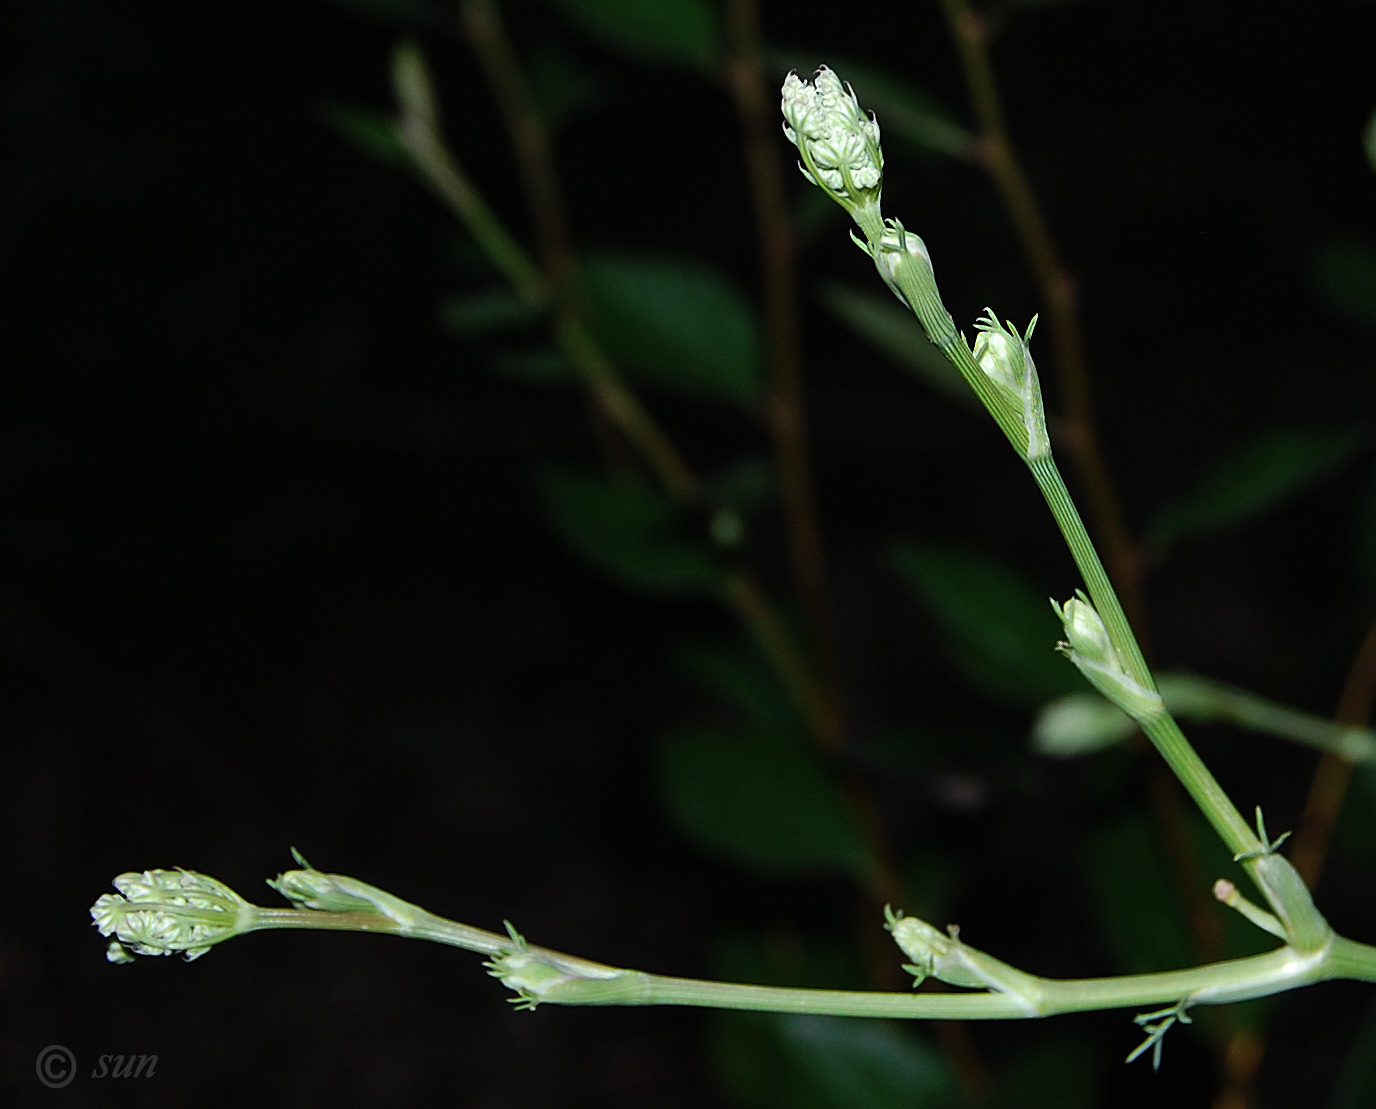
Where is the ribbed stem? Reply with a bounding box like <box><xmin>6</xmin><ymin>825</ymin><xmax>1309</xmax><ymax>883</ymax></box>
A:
<box><xmin>1026</xmin><ymin>455</ymin><xmax>1151</xmax><ymax>688</ymax></box>
<box><xmin>236</xmin><ymin>900</ymin><xmax>1376</xmax><ymax>1020</ymax></box>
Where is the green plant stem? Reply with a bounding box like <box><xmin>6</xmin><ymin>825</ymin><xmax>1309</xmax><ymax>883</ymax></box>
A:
<box><xmin>1025</xmin><ymin>456</ymin><xmax>1311</xmax><ymax>917</ymax></box>
<box><xmin>1150</xmin><ymin>673</ymin><xmax>1376</xmax><ymax>765</ymax></box>
<box><xmin>1025</xmin><ymin>455</ymin><xmax>1149</xmax><ymax>687</ymax></box>
<box><xmin>231</xmin><ymin>896</ymin><xmax>1376</xmax><ymax>1020</ymax></box>
<box><xmin>1025</xmin><ymin>455</ymin><xmax>1332</xmax><ymax>950</ymax></box>
<box><xmin>1131</xmin><ymin>710</ymin><xmax>1256</xmax><ymax>860</ymax></box>
<box><xmin>923</xmin><ymin>3</ymin><xmax>1244</xmax><ymax>981</ymax></box>
<box><xmin>935</xmin><ymin>0</ymin><xmax>1145</xmax><ymax>643</ymax></box>
<box><xmin>871</xmin><ymin>231</ymin><xmax>1269</xmax><ymax>887</ymax></box>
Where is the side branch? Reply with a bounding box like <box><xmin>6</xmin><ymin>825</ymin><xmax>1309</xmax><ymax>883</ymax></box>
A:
<box><xmin>91</xmin><ymin>862</ymin><xmax>1376</xmax><ymax>1022</ymax></box>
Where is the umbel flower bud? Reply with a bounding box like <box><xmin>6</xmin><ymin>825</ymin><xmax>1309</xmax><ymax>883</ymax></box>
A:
<box><xmin>1051</xmin><ymin>593</ymin><xmax>1163</xmax><ymax>720</ymax></box>
<box><xmin>90</xmin><ymin>869</ymin><xmax>253</xmax><ymax>962</ymax></box>
<box><xmin>781</xmin><ymin>68</ymin><xmax>883</xmax><ymax>217</ymax></box>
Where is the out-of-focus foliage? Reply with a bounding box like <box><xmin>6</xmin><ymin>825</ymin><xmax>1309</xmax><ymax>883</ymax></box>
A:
<box><xmin>1146</xmin><ymin>427</ymin><xmax>1368</xmax><ymax>557</ymax></box>
<box><xmin>889</xmin><ymin>543</ymin><xmax>1084</xmax><ymax>705</ymax></box>
<box><xmin>582</xmin><ymin>252</ymin><xmax>763</xmax><ymax>405</ymax></box>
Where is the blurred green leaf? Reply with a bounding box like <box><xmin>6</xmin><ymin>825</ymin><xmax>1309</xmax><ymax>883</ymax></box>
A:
<box><xmin>486</xmin><ymin>346</ymin><xmax>574</xmax><ymax>383</ymax></box>
<box><xmin>526</xmin><ymin>39</ymin><xmax>604</xmax><ymax>126</ymax></box>
<box><xmin>583</xmin><ymin>252</ymin><xmax>762</xmax><ymax>404</ymax></box>
<box><xmin>321</xmin><ymin>105</ymin><xmax>409</xmax><ymax>167</ymax></box>
<box><xmin>1031</xmin><ymin>692</ymin><xmax>1135</xmax><ymax>758</ymax></box>
<box><xmin>658</xmin><ymin>725</ymin><xmax>874</xmax><ymax>878</ymax></box>
<box><xmin>861</xmin><ymin>719</ymin><xmax>1012</xmax><ymax>772</ymax></box>
<box><xmin>1330</xmin><ymin>1000</ymin><xmax>1376</xmax><ymax>1109</ymax></box>
<box><xmin>706</xmin><ymin>456</ymin><xmax>776</xmax><ymax>513</ymax></box>
<box><xmin>1314</xmin><ymin>241</ymin><xmax>1376</xmax><ymax>331</ymax></box>
<box><xmin>436</xmin><ymin>289</ymin><xmax>543</xmax><ymax>337</ymax></box>
<box><xmin>712</xmin><ymin>1011</ymin><xmax>961</xmax><ymax>1109</ymax></box>
<box><xmin>818</xmin><ymin>284</ymin><xmax>974</xmax><ymax>408</ymax></box>
<box><xmin>675</xmin><ymin>641</ymin><xmax>801</xmax><ymax>739</ymax></box>
<box><xmin>547</xmin><ymin>0</ymin><xmax>719</xmax><ymax>68</ymax></box>
<box><xmin>1147</xmin><ymin>427</ymin><xmax>1367</xmax><ymax>555</ymax></box>
<box><xmin>889</xmin><ymin>543</ymin><xmax>1084</xmax><ymax>706</ymax></box>
<box><xmin>1083</xmin><ymin>810</ymin><xmax>1193</xmax><ymax>975</ymax></box>
<box><xmin>536</xmin><ymin>467</ymin><xmax>721</xmax><ymax>592</ymax></box>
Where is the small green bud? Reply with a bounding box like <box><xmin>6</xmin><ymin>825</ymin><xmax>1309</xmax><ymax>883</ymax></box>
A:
<box><xmin>973</xmin><ymin>311</ymin><xmax>1048</xmax><ymax>458</ymax></box>
<box><xmin>884</xmin><ymin>907</ymin><xmax>1042</xmax><ymax>1014</ymax></box>
<box><xmin>91</xmin><ymin>869</ymin><xmax>254</xmax><ymax>962</ymax></box>
<box><xmin>485</xmin><ymin>923</ymin><xmax>629</xmax><ymax>1010</ymax></box>
<box><xmin>885</xmin><ymin>908</ymin><xmax>985</xmax><ymax>989</ymax></box>
<box><xmin>267</xmin><ymin>848</ymin><xmax>426</xmax><ymax>930</ymax></box>
<box><xmin>1055</xmin><ymin>595</ymin><xmax>1114</xmax><ymax>664</ymax></box>
<box><xmin>781</xmin><ymin>68</ymin><xmax>883</xmax><ymax>221</ymax></box>
<box><xmin>870</xmin><ymin>219</ymin><xmax>933</xmax><ymax>289</ymax></box>
<box><xmin>972</xmin><ymin>325</ymin><xmax>1020</xmax><ymax>396</ymax></box>
<box><xmin>1051</xmin><ymin>593</ymin><xmax>1163</xmax><ymax>720</ymax></box>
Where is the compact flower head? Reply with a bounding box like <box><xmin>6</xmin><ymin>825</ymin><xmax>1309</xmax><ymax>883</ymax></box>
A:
<box><xmin>90</xmin><ymin>869</ymin><xmax>254</xmax><ymax>962</ymax></box>
<box><xmin>781</xmin><ymin>67</ymin><xmax>884</xmax><ymax>234</ymax></box>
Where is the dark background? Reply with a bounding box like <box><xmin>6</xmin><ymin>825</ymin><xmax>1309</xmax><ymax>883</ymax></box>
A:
<box><xmin>5</xmin><ymin>0</ymin><xmax>1376</xmax><ymax>1105</ymax></box>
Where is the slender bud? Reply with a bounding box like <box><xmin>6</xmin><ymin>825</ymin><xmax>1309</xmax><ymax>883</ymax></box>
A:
<box><xmin>90</xmin><ymin>869</ymin><xmax>254</xmax><ymax>962</ymax></box>
<box><xmin>884</xmin><ymin>907</ymin><xmax>1042</xmax><ymax>1014</ymax></box>
<box><xmin>1057</xmin><ymin>595</ymin><xmax>1114</xmax><ymax>664</ymax></box>
<box><xmin>781</xmin><ymin>68</ymin><xmax>883</xmax><ymax>234</ymax></box>
<box><xmin>268</xmin><ymin>848</ymin><xmax>426</xmax><ymax>930</ymax></box>
<box><xmin>973</xmin><ymin>311</ymin><xmax>1048</xmax><ymax>458</ymax></box>
<box><xmin>885</xmin><ymin>907</ymin><xmax>985</xmax><ymax>989</ymax></box>
<box><xmin>1051</xmin><ymin>593</ymin><xmax>1163</xmax><ymax>719</ymax></box>
<box><xmin>972</xmin><ymin>325</ymin><xmax>1019</xmax><ymax>396</ymax></box>
<box><xmin>485</xmin><ymin>923</ymin><xmax>631</xmax><ymax>1010</ymax></box>
<box><xmin>1213</xmin><ymin>878</ymin><xmax>1288</xmax><ymax>940</ymax></box>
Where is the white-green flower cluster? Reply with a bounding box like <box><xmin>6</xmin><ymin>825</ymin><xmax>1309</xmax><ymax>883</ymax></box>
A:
<box><xmin>90</xmin><ymin>869</ymin><xmax>253</xmax><ymax>963</ymax></box>
<box><xmin>1052</xmin><ymin>593</ymin><xmax>1163</xmax><ymax>719</ymax></box>
<box><xmin>974</xmin><ymin>311</ymin><xmax>1049</xmax><ymax>459</ymax></box>
<box><xmin>781</xmin><ymin>67</ymin><xmax>883</xmax><ymax>215</ymax></box>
